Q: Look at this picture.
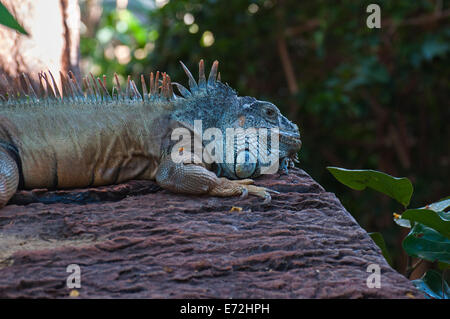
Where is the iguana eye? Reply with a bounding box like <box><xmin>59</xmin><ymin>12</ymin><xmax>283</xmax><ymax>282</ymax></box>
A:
<box><xmin>264</xmin><ymin>107</ymin><xmax>277</xmax><ymax>118</ymax></box>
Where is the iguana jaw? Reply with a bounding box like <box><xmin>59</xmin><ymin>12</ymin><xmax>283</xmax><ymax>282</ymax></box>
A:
<box><xmin>278</xmin><ymin>127</ymin><xmax>302</xmax><ymax>171</ymax></box>
<box><xmin>279</xmin><ymin>125</ymin><xmax>301</xmax><ymax>149</ymax></box>
<box><xmin>279</xmin><ymin>130</ymin><xmax>301</xmax><ymax>146</ymax></box>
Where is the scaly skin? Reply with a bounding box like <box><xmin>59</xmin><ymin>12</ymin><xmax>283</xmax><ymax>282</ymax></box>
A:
<box><xmin>0</xmin><ymin>60</ymin><xmax>301</xmax><ymax>209</ymax></box>
<box><xmin>0</xmin><ymin>147</ymin><xmax>19</xmax><ymax>208</ymax></box>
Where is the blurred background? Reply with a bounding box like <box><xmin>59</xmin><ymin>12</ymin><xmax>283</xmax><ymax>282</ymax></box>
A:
<box><xmin>78</xmin><ymin>0</ymin><xmax>449</xmax><ymax>274</ymax></box>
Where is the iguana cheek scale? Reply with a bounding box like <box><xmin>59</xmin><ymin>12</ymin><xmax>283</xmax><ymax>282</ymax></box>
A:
<box><xmin>0</xmin><ymin>60</ymin><xmax>302</xmax><ymax>209</ymax></box>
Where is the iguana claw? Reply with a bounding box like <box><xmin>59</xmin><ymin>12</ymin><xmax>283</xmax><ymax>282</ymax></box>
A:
<box><xmin>263</xmin><ymin>193</ymin><xmax>271</xmax><ymax>205</ymax></box>
<box><xmin>208</xmin><ymin>177</ymin><xmax>274</xmax><ymax>204</ymax></box>
<box><xmin>242</xmin><ymin>184</ymin><xmax>274</xmax><ymax>204</ymax></box>
<box><xmin>239</xmin><ymin>187</ymin><xmax>249</xmax><ymax>199</ymax></box>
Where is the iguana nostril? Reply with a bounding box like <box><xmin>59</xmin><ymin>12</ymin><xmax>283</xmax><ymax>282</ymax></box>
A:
<box><xmin>238</xmin><ymin>115</ymin><xmax>246</xmax><ymax>127</ymax></box>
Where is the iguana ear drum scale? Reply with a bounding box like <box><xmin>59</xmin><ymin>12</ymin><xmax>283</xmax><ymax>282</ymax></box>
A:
<box><xmin>0</xmin><ymin>60</ymin><xmax>301</xmax><ymax>208</ymax></box>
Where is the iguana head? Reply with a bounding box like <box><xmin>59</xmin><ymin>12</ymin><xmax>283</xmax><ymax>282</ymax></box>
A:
<box><xmin>229</xmin><ymin>95</ymin><xmax>302</xmax><ymax>177</ymax></box>
<box><xmin>172</xmin><ymin>60</ymin><xmax>301</xmax><ymax>179</ymax></box>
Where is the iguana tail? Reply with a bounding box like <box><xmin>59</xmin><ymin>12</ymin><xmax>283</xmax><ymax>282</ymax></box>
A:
<box><xmin>0</xmin><ymin>146</ymin><xmax>19</xmax><ymax>208</ymax></box>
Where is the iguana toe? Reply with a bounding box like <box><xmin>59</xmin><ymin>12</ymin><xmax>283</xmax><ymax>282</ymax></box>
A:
<box><xmin>209</xmin><ymin>178</ymin><xmax>275</xmax><ymax>203</ymax></box>
<box><xmin>239</xmin><ymin>187</ymin><xmax>249</xmax><ymax>199</ymax></box>
<box><xmin>242</xmin><ymin>184</ymin><xmax>276</xmax><ymax>204</ymax></box>
<box><xmin>234</xmin><ymin>178</ymin><xmax>254</xmax><ymax>185</ymax></box>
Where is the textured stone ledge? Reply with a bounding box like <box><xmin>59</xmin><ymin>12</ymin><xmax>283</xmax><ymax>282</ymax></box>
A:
<box><xmin>0</xmin><ymin>168</ymin><xmax>423</xmax><ymax>298</ymax></box>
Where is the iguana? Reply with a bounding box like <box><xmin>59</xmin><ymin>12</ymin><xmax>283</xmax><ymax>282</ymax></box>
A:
<box><xmin>0</xmin><ymin>60</ymin><xmax>301</xmax><ymax>209</ymax></box>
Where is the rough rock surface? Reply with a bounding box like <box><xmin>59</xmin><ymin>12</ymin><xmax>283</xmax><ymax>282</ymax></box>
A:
<box><xmin>0</xmin><ymin>168</ymin><xmax>423</xmax><ymax>298</ymax></box>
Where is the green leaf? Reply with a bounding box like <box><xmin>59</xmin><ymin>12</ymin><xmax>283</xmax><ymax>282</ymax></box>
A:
<box><xmin>327</xmin><ymin>167</ymin><xmax>413</xmax><ymax>207</ymax></box>
<box><xmin>438</xmin><ymin>262</ymin><xmax>450</xmax><ymax>271</ymax></box>
<box><xmin>401</xmin><ymin>209</ymin><xmax>450</xmax><ymax>239</ymax></box>
<box><xmin>0</xmin><ymin>3</ymin><xmax>28</xmax><ymax>35</ymax></box>
<box><xmin>403</xmin><ymin>223</ymin><xmax>450</xmax><ymax>264</ymax></box>
<box><xmin>412</xmin><ymin>270</ymin><xmax>450</xmax><ymax>299</ymax></box>
<box><xmin>395</xmin><ymin>197</ymin><xmax>450</xmax><ymax>230</ymax></box>
<box><xmin>425</xmin><ymin>197</ymin><xmax>450</xmax><ymax>213</ymax></box>
<box><xmin>369</xmin><ymin>232</ymin><xmax>393</xmax><ymax>266</ymax></box>
<box><xmin>394</xmin><ymin>216</ymin><xmax>411</xmax><ymax>228</ymax></box>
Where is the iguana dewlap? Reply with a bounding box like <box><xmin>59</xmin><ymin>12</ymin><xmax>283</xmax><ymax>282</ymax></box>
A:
<box><xmin>0</xmin><ymin>60</ymin><xmax>301</xmax><ymax>208</ymax></box>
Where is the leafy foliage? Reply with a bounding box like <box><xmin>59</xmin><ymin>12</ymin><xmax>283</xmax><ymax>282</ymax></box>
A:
<box><xmin>427</xmin><ymin>197</ymin><xmax>450</xmax><ymax>213</ymax></box>
<box><xmin>403</xmin><ymin>223</ymin><xmax>450</xmax><ymax>264</ymax></box>
<box><xmin>412</xmin><ymin>270</ymin><xmax>450</xmax><ymax>299</ymax></box>
<box><xmin>0</xmin><ymin>2</ymin><xmax>27</xmax><ymax>35</ymax></box>
<box><xmin>327</xmin><ymin>167</ymin><xmax>413</xmax><ymax>207</ymax></box>
<box><xmin>328</xmin><ymin>167</ymin><xmax>449</xmax><ymax>298</ymax></box>
<box><xmin>401</xmin><ymin>209</ymin><xmax>450</xmax><ymax>239</ymax></box>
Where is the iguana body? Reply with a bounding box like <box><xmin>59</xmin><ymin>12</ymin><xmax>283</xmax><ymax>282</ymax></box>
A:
<box><xmin>0</xmin><ymin>97</ymin><xmax>166</xmax><ymax>189</ymax></box>
<box><xmin>0</xmin><ymin>60</ymin><xmax>301</xmax><ymax>208</ymax></box>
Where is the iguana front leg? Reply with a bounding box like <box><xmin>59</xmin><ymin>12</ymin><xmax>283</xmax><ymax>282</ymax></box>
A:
<box><xmin>0</xmin><ymin>147</ymin><xmax>19</xmax><ymax>208</ymax></box>
<box><xmin>155</xmin><ymin>157</ymin><xmax>274</xmax><ymax>203</ymax></box>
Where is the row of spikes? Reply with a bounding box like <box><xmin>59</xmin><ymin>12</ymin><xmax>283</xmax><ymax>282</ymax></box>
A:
<box><xmin>173</xmin><ymin>59</ymin><xmax>221</xmax><ymax>98</ymax></box>
<box><xmin>0</xmin><ymin>59</ymin><xmax>223</xmax><ymax>104</ymax></box>
<box><xmin>0</xmin><ymin>69</ymin><xmax>176</xmax><ymax>104</ymax></box>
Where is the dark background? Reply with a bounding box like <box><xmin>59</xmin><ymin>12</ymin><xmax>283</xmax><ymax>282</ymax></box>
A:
<box><xmin>79</xmin><ymin>0</ymin><xmax>449</xmax><ymax>273</ymax></box>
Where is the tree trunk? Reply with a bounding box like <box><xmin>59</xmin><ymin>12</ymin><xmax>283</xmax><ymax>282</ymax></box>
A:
<box><xmin>0</xmin><ymin>0</ymin><xmax>80</xmax><ymax>93</ymax></box>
